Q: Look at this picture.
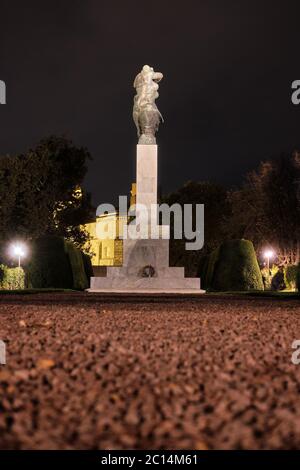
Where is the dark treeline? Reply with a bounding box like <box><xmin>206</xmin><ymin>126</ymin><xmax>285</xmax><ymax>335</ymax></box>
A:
<box><xmin>163</xmin><ymin>151</ymin><xmax>300</xmax><ymax>276</ymax></box>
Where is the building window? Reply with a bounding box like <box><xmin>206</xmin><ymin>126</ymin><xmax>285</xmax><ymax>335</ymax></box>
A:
<box><xmin>103</xmin><ymin>246</ymin><xmax>109</xmax><ymax>258</ymax></box>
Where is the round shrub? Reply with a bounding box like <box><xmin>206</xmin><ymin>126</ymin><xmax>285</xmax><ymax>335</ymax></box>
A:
<box><xmin>211</xmin><ymin>239</ymin><xmax>264</xmax><ymax>291</ymax></box>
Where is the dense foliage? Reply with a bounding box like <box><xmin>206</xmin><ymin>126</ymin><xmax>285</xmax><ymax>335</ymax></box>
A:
<box><xmin>209</xmin><ymin>239</ymin><xmax>264</xmax><ymax>291</ymax></box>
<box><xmin>65</xmin><ymin>242</ymin><xmax>89</xmax><ymax>290</ymax></box>
<box><xmin>27</xmin><ymin>236</ymin><xmax>73</xmax><ymax>289</ymax></box>
<box><xmin>26</xmin><ymin>236</ymin><xmax>91</xmax><ymax>289</ymax></box>
<box><xmin>0</xmin><ymin>136</ymin><xmax>94</xmax><ymax>249</ymax></box>
<box><xmin>284</xmin><ymin>265</ymin><xmax>298</xmax><ymax>291</ymax></box>
<box><xmin>226</xmin><ymin>151</ymin><xmax>300</xmax><ymax>266</ymax></box>
<box><xmin>0</xmin><ymin>265</ymin><xmax>24</xmax><ymax>290</ymax></box>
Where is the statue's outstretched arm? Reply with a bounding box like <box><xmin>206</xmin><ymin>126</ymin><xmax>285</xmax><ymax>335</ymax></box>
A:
<box><xmin>153</xmin><ymin>72</ymin><xmax>163</xmax><ymax>83</ymax></box>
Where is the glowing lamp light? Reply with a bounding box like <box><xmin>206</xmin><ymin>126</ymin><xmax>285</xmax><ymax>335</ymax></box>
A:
<box><xmin>10</xmin><ymin>243</ymin><xmax>27</xmax><ymax>267</ymax></box>
<box><xmin>263</xmin><ymin>249</ymin><xmax>275</xmax><ymax>271</ymax></box>
<box><xmin>264</xmin><ymin>250</ymin><xmax>274</xmax><ymax>259</ymax></box>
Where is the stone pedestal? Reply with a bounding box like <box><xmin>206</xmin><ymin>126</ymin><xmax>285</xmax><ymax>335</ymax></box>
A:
<box><xmin>88</xmin><ymin>145</ymin><xmax>204</xmax><ymax>293</ymax></box>
<box><xmin>90</xmin><ymin>237</ymin><xmax>201</xmax><ymax>291</ymax></box>
<box><xmin>136</xmin><ymin>144</ymin><xmax>157</xmax><ymax>225</ymax></box>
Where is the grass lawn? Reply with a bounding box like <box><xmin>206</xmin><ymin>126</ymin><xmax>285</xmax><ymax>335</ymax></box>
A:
<box><xmin>0</xmin><ymin>288</ymin><xmax>298</xmax><ymax>299</ymax></box>
<box><xmin>206</xmin><ymin>290</ymin><xmax>299</xmax><ymax>299</ymax></box>
<box><xmin>0</xmin><ymin>288</ymin><xmax>76</xmax><ymax>295</ymax></box>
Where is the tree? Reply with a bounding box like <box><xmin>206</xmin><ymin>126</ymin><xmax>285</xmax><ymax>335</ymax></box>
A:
<box><xmin>0</xmin><ymin>136</ymin><xmax>94</xmax><ymax>250</ymax></box>
<box><xmin>226</xmin><ymin>151</ymin><xmax>300</xmax><ymax>266</ymax></box>
<box><xmin>162</xmin><ymin>181</ymin><xmax>229</xmax><ymax>276</ymax></box>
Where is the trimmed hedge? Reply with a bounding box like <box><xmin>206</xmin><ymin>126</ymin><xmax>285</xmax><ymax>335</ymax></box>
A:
<box><xmin>211</xmin><ymin>239</ymin><xmax>264</xmax><ymax>291</ymax></box>
<box><xmin>271</xmin><ymin>268</ymin><xmax>286</xmax><ymax>291</ymax></box>
<box><xmin>261</xmin><ymin>265</ymin><xmax>279</xmax><ymax>291</ymax></box>
<box><xmin>82</xmin><ymin>252</ymin><xmax>94</xmax><ymax>279</ymax></box>
<box><xmin>27</xmin><ymin>236</ymin><xmax>73</xmax><ymax>289</ymax></box>
<box><xmin>65</xmin><ymin>242</ymin><xmax>89</xmax><ymax>290</ymax></box>
<box><xmin>284</xmin><ymin>265</ymin><xmax>298</xmax><ymax>291</ymax></box>
<box><xmin>196</xmin><ymin>255</ymin><xmax>209</xmax><ymax>286</ymax></box>
<box><xmin>0</xmin><ymin>265</ymin><xmax>25</xmax><ymax>290</ymax></box>
<box><xmin>27</xmin><ymin>236</ymin><xmax>92</xmax><ymax>290</ymax></box>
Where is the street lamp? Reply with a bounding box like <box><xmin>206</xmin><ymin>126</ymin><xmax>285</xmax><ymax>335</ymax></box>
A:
<box><xmin>10</xmin><ymin>243</ymin><xmax>26</xmax><ymax>267</ymax></box>
<box><xmin>263</xmin><ymin>249</ymin><xmax>275</xmax><ymax>272</ymax></box>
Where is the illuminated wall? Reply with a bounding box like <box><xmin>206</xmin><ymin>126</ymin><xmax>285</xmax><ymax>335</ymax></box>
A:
<box><xmin>84</xmin><ymin>213</ymin><xmax>127</xmax><ymax>266</ymax></box>
<box><xmin>84</xmin><ymin>184</ymin><xmax>136</xmax><ymax>267</ymax></box>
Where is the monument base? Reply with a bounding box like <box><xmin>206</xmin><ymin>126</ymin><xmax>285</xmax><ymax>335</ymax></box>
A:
<box><xmin>87</xmin><ymin>289</ymin><xmax>205</xmax><ymax>294</ymax></box>
<box><xmin>88</xmin><ymin>237</ymin><xmax>204</xmax><ymax>294</ymax></box>
<box><xmin>88</xmin><ymin>275</ymin><xmax>202</xmax><ymax>292</ymax></box>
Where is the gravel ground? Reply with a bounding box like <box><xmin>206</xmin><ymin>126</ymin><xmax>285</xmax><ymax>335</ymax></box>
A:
<box><xmin>0</xmin><ymin>293</ymin><xmax>300</xmax><ymax>450</ymax></box>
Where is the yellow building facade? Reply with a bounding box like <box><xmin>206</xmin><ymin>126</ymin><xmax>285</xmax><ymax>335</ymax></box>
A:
<box><xmin>84</xmin><ymin>184</ymin><xmax>136</xmax><ymax>267</ymax></box>
<box><xmin>85</xmin><ymin>212</ymin><xmax>127</xmax><ymax>266</ymax></box>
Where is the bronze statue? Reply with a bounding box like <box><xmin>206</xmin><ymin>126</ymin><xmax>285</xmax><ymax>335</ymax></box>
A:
<box><xmin>133</xmin><ymin>65</ymin><xmax>163</xmax><ymax>144</ymax></box>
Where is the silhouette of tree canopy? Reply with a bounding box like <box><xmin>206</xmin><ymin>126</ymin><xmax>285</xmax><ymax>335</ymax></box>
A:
<box><xmin>226</xmin><ymin>151</ymin><xmax>300</xmax><ymax>265</ymax></box>
<box><xmin>0</xmin><ymin>136</ymin><xmax>94</xmax><ymax>250</ymax></box>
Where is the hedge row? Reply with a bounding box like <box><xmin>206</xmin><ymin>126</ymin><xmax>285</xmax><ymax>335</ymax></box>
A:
<box><xmin>27</xmin><ymin>236</ymin><xmax>93</xmax><ymax>290</ymax></box>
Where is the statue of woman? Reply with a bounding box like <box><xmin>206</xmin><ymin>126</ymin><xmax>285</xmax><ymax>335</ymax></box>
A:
<box><xmin>133</xmin><ymin>65</ymin><xmax>163</xmax><ymax>144</ymax></box>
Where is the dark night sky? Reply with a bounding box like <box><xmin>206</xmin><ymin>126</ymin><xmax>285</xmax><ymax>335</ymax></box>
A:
<box><xmin>1</xmin><ymin>0</ymin><xmax>300</xmax><ymax>206</ymax></box>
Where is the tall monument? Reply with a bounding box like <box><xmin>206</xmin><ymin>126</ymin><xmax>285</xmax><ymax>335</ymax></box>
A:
<box><xmin>89</xmin><ymin>65</ymin><xmax>203</xmax><ymax>292</ymax></box>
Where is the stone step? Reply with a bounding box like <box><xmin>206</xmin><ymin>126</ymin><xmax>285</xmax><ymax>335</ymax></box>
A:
<box><xmin>106</xmin><ymin>266</ymin><xmax>185</xmax><ymax>279</ymax></box>
<box><xmin>90</xmin><ymin>276</ymin><xmax>201</xmax><ymax>290</ymax></box>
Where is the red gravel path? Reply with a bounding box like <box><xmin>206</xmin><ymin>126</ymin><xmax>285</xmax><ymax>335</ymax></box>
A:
<box><xmin>0</xmin><ymin>293</ymin><xmax>300</xmax><ymax>449</ymax></box>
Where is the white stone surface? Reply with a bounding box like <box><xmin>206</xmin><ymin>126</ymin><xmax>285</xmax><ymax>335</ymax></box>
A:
<box><xmin>136</xmin><ymin>144</ymin><xmax>157</xmax><ymax>225</ymax></box>
<box><xmin>88</xmin><ymin>289</ymin><xmax>206</xmax><ymax>294</ymax></box>
<box><xmin>89</xmin><ymin>276</ymin><xmax>201</xmax><ymax>290</ymax></box>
